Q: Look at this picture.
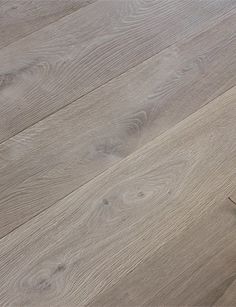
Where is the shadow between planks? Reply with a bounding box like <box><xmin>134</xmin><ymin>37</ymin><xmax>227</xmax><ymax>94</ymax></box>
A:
<box><xmin>87</xmin><ymin>193</ymin><xmax>236</xmax><ymax>307</ymax></box>
<box><xmin>0</xmin><ymin>11</ymin><xmax>236</xmax><ymax>238</ymax></box>
<box><xmin>0</xmin><ymin>0</ymin><xmax>235</xmax><ymax>142</ymax></box>
<box><xmin>0</xmin><ymin>0</ymin><xmax>98</xmax><ymax>49</ymax></box>
<box><xmin>0</xmin><ymin>86</ymin><xmax>235</xmax><ymax>306</ymax></box>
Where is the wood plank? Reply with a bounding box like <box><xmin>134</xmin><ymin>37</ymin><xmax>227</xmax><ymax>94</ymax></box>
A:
<box><xmin>0</xmin><ymin>87</ymin><xmax>235</xmax><ymax>306</ymax></box>
<box><xmin>87</xmin><ymin>193</ymin><xmax>236</xmax><ymax>307</ymax></box>
<box><xmin>0</xmin><ymin>0</ymin><xmax>235</xmax><ymax>142</ymax></box>
<box><xmin>140</xmin><ymin>191</ymin><xmax>236</xmax><ymax>307</ymax></box>
<box><xmin>0</xmin><ymin>0</ymin><xmax>97</xmax><ymax>49</ymax></box>
<box><xmin>0</xmin><ymin>13</ymin><xmax>236</xmax><ymax>238</ymax></box>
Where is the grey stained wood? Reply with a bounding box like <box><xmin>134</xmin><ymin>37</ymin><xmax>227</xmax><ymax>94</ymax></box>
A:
<box><xmin>0</xmin><ymin>12</ymin><xmax>236</xmax><ymax>238</ymax></box>
<box><xmin>88</xmin><ymin>193</ymin><xmax>236</xmax><ymax>307</ymax></box>
<box><xmin>0</xmin><ymin>87</ymin><xmax>235</xmax><ymax>306</ymax></box>
<box><xmin>0</xmin><ymin>0</ymin><xmax>97</xmax><ymax>49</ymax></box>
<box><xmin>0</xmin><ymin>0</ymin><xmax>235</xmax><ymax>142</ymax></box>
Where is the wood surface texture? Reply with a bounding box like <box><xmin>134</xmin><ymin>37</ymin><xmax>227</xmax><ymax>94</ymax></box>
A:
<box><xmin>0</xmin><ymin>12</ymin><xmax>236</xmax><ymax>238</ymax></box>
<box><xmin>0</xmin><ymin>1</ymin><xmax>236</xmax><ymax>306</ymax></box>
<box><xmin>0</xmin><ymin>0</ymin><xmax>235</xmax><ymax>142</ymax></box>
<box><xmin>0</xmin><ymin>87</ymin><xmax>236</xmax><ymax>306</ymax></box>
<box><xmin>0</xmin><ymin>0</ymin><xmax>97</xmax><ymax>49</ymax></box>
<box><xmin>88</xmin><ymin>192</ymin><xmax>236</xmax><ymax>307</ymax></box>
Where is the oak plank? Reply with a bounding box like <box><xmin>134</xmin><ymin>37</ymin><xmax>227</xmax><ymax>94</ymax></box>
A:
<box><xmin>0</xmin><ymin>0</ymin><xmax>97</xmax><ymax>49</ymax></box>
<box><xmin>0</xmin><ymin>0</ymin><xmax>235</xmax><ymax>142</ymax></box>
<box><xmin>0</xmin><ymin>13</ymin><xmax>236</xmax><ymax>238</ymax></box>
<box><xmin>0</xmin><ymin>87</ymin><xmax>235</xmax><ymax>306</ymax></box>
<box><xmin>88</xmin><ymin>194</ymin><xmax>236</xmax><ymax>307</ymax></box>
<box><xmin>0</xmin><ymin>15</ymin><xmax>236</xmax><ymax>237</ymax></box>
<box><xmin>143</xmin><ymin>191</ymin><xmax>236</xmax><ymax>307</ymax></box>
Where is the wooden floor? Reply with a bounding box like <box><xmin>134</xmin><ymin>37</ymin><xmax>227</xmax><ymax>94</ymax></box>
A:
<box><xmin>0</xmin><ymin>1</ymin><xmax>236</xmax><ymax>306</ymax></box>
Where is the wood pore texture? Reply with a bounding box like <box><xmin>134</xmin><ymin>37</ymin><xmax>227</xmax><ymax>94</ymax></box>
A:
<box><xmin>0</xmin><ymin>1</ymin><xmax>236</xmax><ymax>306</ymax></box>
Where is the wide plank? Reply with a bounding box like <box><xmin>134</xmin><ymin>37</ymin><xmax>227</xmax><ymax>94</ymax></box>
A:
<box><xmin>0</xmin><ymin>0</ymin><xmax>97</xmax><ymax>49</ymax></box>
<box><xmin>0</xmin><ymin>0</ymin><xmax>235</xmax><ymax>142</ymax></box>
<box><xmin>0</xmin><ymin>14</ymin><xmax>236</xmax><ymax>237</ymax></box>
<box><xmin>0</xmin><ymin>13</ymin><xmax>236</xmax><ymax>238</ymax></box>
<box><xmin>88</xmin><ymin>194</ymin><xmax>236</xmax><ymax>307</ymax></box>
<box><xmin>0</xmin><ymin>87</ymin><xmax>235</xmax><ymax>306</ymax></box>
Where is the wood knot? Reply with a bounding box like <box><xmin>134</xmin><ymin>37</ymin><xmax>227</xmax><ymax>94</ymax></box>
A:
<box><xmin>102</xmin><ymin>198</ymin><xmax>109</xmax><ymax>205</ymax></box>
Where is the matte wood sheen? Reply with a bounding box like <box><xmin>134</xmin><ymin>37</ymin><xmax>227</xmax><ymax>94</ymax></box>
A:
<box><xmin>88</xmin><ymin>194</ymin><xmax>236</xmax><ymax>307</ymax></box>
<box><xmin>0</xmin><ymin>0</ymin><xmax>97</xmax><ymax>48</ymax></box>
<box><xmin>0</xmin><ymin>1</ymin><xmax>236</xmax><ymax>306</ymax></box>
<box><xmin>0</xmin><ymin>0</ymin><xmax>235</xmax><ymax>142</ymax></box>
<box><xmin>0</xmin><ymin>87</ymin><xmax>235</xmax><ymax>306</ymax></box>
<box><xmin>0</xmin><ymin>13</ymin><xmax>236</xmax><ymax>238</ymax></box>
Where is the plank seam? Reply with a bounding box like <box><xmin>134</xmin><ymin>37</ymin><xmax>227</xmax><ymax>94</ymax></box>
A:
<box><xmin>0</xmin><ymin>6</ymin><xmax>236</xmax><ymax>146</ymax></box>
<box><xmin>0</xmin><ymin>83</ymin><xmax>235</xmax><ymax>242</ymax></box>
<box><xmin>0</xmin><ymin>0</ymin><xmax>100</xmax><ymax>51</ymax></box>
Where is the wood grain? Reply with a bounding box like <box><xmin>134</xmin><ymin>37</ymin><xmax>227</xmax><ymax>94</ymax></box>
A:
<box><xmin>0</xmin><ymin>12</ymin><xmax>235</xmax><ymax>238</ymax></box>
<box><xmin>0</xmin><ymin>0</ymin><xmax>235</xmax><ymax>142</ymax></box>
<box><xmin>88</xmin><ymin>193</ymin><xmax>236</xmax><ymax>307</ymax></box>
<box><xmin>0</xmin><ymin>87</ymin><xmax>235</xmax><ymax>306</ymax></box>
<box><xmin>0</xmin><ymin>15</ymin><xmax>236</xmax><ymax>237</ymax></box>
<box><xmin>0</xmin><ymin>0</ymin><xmax>97</xmax><ymax>49</ymax></box>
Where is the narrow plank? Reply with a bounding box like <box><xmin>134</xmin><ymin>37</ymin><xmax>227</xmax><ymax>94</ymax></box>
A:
<box><xmin>0</xmin><ymin>0</ymin><xmax>235</xmax><ymax>142</ymax></box>
<box><xmin>87</xmin><ymin>194</ymin><xmax>236</xmax><ymax>307</ymax></box>
<box><xmin>0</xmin><ymin>13</ymin><xmax>236</xmax><ymax>238</ymax></box>
<box><xmin>0</xmin><ymin>0</ymin><xmax>97</xmax><ymax>49</ymax></box>
<box><xmin>0</xmin><ymin>87</ymin><xmax>235</xmax><ymax>306</ymax></box>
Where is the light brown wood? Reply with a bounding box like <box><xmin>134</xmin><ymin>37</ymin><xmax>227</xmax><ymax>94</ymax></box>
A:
<box><xmin>0</xmin><ymin>12</ymin><xmax>235</xmax><ymax>238</ymax></box>
<box><xmin>0</xmin><ymin>87</ymin><xmax>235</xmax><ymax>306</ymax></box>
<box><xmin>0</xmin><ymin>0</ymin><xmax>97</xmax><ymax>49</ymax></box>
<box><xmin>0</xmin><ymin>0</ymin><xmax>235</xmax><ymax>142</ymax></box>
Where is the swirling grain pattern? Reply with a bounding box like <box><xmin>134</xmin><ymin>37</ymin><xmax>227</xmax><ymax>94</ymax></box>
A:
<box><xmin>0</xmin><ymin>87</ymin><xmax>235</xmax><ymax>306</ymax></box>
<box><xmin>0</xmin><ymin>13</ymin><xmax>236</xmax><ymax>238</ymax></box>
<box><xmin>0</xmin><ymin>1</ymin><xmax>236</xmax><ymax>306</ymax></box>
<box><xmin>0</xmin><ymin>0</ymin><xmax>235</xmax><ymax>142</ymax></box>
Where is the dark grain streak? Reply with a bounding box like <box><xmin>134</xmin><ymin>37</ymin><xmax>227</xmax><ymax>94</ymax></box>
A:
<box><xmin>228</xmin><ymin>196</ymin><xmax>236</xmax><ymax>206</ymax></box>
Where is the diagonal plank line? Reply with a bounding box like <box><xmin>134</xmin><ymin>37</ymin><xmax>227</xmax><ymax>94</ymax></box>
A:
<box><xmin>0</xmin><ymin>6</ymin><xmax>236</xmax><ymax>147</ymax></box>
<box><xmin>0</xmin><ymin>83</ymin><xmax>235</xmax><ymax>242</ymax></box>
<box><xmin>0</xmin><ymin>0</ymin><xmax>100</xmax><ymax>51</ymax></box>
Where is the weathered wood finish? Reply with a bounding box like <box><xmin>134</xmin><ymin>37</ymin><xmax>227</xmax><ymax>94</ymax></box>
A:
<box><xmin>0</xmin><ymin>1</ymin><xmax>236</xmax><ymax>305</ymax></box>
<box><xmin>0</xmin><ymin>13</ymin><xmax>235</xmax><ymax>238</ymax></box>
<box><xmin>0</xmin><ymin>87</ymin><xmax>235</xmax><ymax>306</ymax></box>
<box><xmin>88</xmin><ymin>194</ymin><xmax>236</xmax><ymax>307</ymax></box>
<box><xmin>0</xmin><ymin>0</ymin><xmax>235</xmax><ymax>142</ymax></box>
<box><xmin>0</xmin><ymin>0</ymin><xmax>97</xmax><ymax>48</ymax></box>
